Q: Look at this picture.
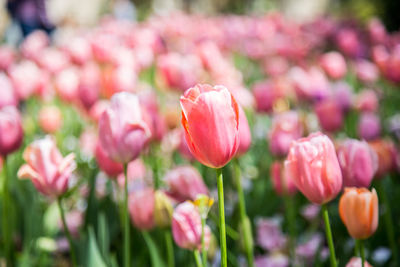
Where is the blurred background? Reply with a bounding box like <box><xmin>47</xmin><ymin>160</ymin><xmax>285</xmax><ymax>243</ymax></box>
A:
<box><xmin>0</xmin><ymin>0</ymin><xmax>399</xmax><ymax>44</ymax></box>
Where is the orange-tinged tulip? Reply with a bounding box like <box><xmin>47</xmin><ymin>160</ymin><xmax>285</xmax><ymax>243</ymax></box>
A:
<box><xmin>339</xmin><ymin>187</ymin><xmax>378</xmax><ymax>239</ymax></box>
<box><xmin>180</xmin><ymin>84</ymin><xmax>239</xmax><ymax>168</ymax></box>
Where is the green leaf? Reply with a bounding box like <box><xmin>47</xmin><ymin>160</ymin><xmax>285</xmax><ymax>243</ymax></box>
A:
<box><xmin>142</xmin><ymin>231</ymin><xmax>166</xmax><ymax>267</ymax></box>
<box><xmin>87</xmin><ymin>227</ymin><xmax>107</xmax><ymax>267</ymax></box>
<box><xmin>98</xmin><ymin>212</ymin><xmax>110</xmax><ymax>260</ymax></box>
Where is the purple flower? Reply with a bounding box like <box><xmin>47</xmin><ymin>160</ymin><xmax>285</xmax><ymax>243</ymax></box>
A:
<box><xmin>257</xmin><ymin>218</ymin><xmax>287</xmax><ymax>251</ymax></box>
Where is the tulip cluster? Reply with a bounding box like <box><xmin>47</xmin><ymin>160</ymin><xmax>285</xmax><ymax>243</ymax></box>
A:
<box><xmin>0</xmin><ymin>9</ymin><xmax>399</xmax><ymax>267</ymax></box>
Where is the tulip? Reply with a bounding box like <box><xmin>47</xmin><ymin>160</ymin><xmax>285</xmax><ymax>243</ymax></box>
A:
<box><xmin>237</xmin><ymin>105</ymin><xmax>252</xmax><ymax>156</ymax></box>
<box><xmin>38</xmin><ymin>106</ymin><xmax>63</xmax><ymax>134</ymax></box>
<box><xmin>0</xmin><ymin>46</ymin><xmax>15</xmax><ymax>71</ymax></box>
<box><xmin>339</xmin><ymin>187</ymin><xmax>378</xmax><ymax>239</ymax></box>
<box><xmin>8</xmin><ymin>60</ymin><xmax>42</xmax><ymax>100</ymax></box>
<box><xmin>20</xmin><ymin>30</ymin><xmax>49</xmax><ymax>61</ymax></box>
<box><xmin>252</xmin><ymin>80</ymin><xmax>284</xmax><ymax>113</ymax></box>
<box><xmin>346</xmin><ymin>257</ymin><xmax>372</xmax><ymax>267</ymax></box>
<box><xmin>164</xmin><ymin>166</ymin><xmax>208</xmax><ymax>202</ymax></box>
<box><xmin>55</xmin><ymin>67</ymin><xmax>80</xmax><ymax>102</ymax></box>
<box><xmin>256</xmin><ymin>218</ymin><xmax>287</xmax><ymax>251</ymax></box>
<box><xmin>0</xmin><ymin>74</ymin><xmax>17</xmax><ymax>109</ymax></box>
<box><xmin>98</xmin><ymin>92</ymin><xmax>151</xmax><ymax>163</ymax></box>
<box><xmin>78</xmin><ymin>62</ymin><xmax>100</xmax><ymax>110</ymax></box>
<box><xmin>354</xmin><ymin>60</ymin><xmax>379</xmax><ymax>84</ymax></box>
<box><xmin>336</xmin><ymin>28</ymin><xmax>362</xmax><ymax>58</ymax></box>
<box><xmin>285</xmin><ymin>132</ymin><xmax>340</xmax><ymax>266</ymax></box>
<box><xmin>17</xmin><ymin>136</ymin><xmax>76</xmax><ymax>197</ymax></box>
<box><xmin>337</xmin><ymin>139</ymin><xmax>378</xmax><ymax>188</ymax></box>
<box><xmin>315</xmin><ymin>98</ymin><xmax>343</xmax><ymax>132</ymax></box>
<box><xmin>358</xmin><ymin>113</ymin><xmax>381</xmax><ymax>141</ymax></box>
<box><xmin>367</xmin><ymin>18</ymin><xmax>387</xmax><ymax>44</ymax></box>
<box><xmin>0</xmin><ymin>106</ymin><xmax>23</xmax><ymax>156</ymax></box>
<box><xmin>270</xmin><ymin>161</ymin><xmax>297</xmax><ymax>195</ymax></box>
<box><xmin>368</xmin><ymin>139</ymin><xmax>396</xmax><ymax>178</ymax></box>
<box><xmin>355</xmin><ymin>90</ymin><xmax>378</xmax><ymax>112</ymax></box>
<box><xmin>129</xmin><ymin>188</ymin><xmax>155</xmax><ymax>230</ymax></box>
<box><xmin>172</xmin><ymin>201</ymin><xmax>211</xmax><ymax>250</ymax></box>
<box><xmin>319</xmin><ymin>51</ymin><xmax>347</xmax><ymax>80</ymax></box>
<box><xmin>180</xmin><ymin>84</ymin><xmax>239</xmax><ymax>168</ymax></box>
<box><xmin>95</xmin><ymin>142</ymin><xmax>123</xmax><ymax>177</ymax></box>
<box><xmin>269</xmin><ymin>111</ymin><xmax>303</xmax><ymax>156</ymax></box>
<box><xmin>289</xmin><ymin>67</ymin><xmax>330</xmax><ymax>101</ymax></box>
<box><xmin>331</xmin><ymin>82</ymin><xmax>353</xmax><ymax>112</ymax></box>
<box><xmin>285</xmin><ymin>132</ymin><xmax>342</xmax><ymax>204</ymax></box>
<box><xmin>154</xmin><ymin>190</ymin><xmax>173</xmax><ymax>228</ymax></box>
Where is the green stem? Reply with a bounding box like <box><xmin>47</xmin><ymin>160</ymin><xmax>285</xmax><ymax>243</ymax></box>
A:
<box><xmin>84</xmin><ymin>169</ymin><xmax>97</xmax><ymax>229</ymax></box>
<box><xmin>57</xmin><ymin>197</ymin><xmax>77</xmax><ymax>267</ymax></box>
<box><xmin>359</xmin><ymin>239</ymin><xmax>365</xmax><ymax>267</ymax></box>
<box><xmin>377</xmin><ymin>180</ymin><xmax>398</xmax><ymax>265</ymax></box>
<box><xmin>355</xmin><ymin>239</ymin><xmax>360</xmax><ymax>257</ymax></box>
<box><xmin>194</xmin><ymin>250</ymin><xmax>203</xmax><ymax>267</ymax></box>
<box><xmin>233</xmin><ymin>159</ymin><xmax>254</xmax><ymax>267</ymax></box>
<box><xmin>284</xmin><ymin>194</ymin><xmax>296</xmax><ymax>265</ymax></box>
<box><xmin>201</xmin><ymin>216</ymin><xmax>208</xmax><ymax>267</ymax></box>
<box><xmin>123</xmin><ymin>163</ymin><xmax>130</xmax><ymax>267</ymax></box>
<box><xmin>322</xmin><ymin>204</ymin><xmax>337</xmax><ymax>267</ymax></box>
<box><xmin>2</xmin><ymin>157</ymin><xmax>12</xmax><ymax>266</ymax></box>
<box><xmin>165</xmin><ymin>230</ymin><xmax>174</xmax><ymax>267</ymax></box>
<box><xmin>216</xmin><ymin>168</ymin><xmax>227</xmax><ymax>267</ymax></box>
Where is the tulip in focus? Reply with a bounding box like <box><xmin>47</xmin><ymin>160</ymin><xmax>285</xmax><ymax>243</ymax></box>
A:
<box><xmin>17</xmin><ymin>136</ymin><xmax>76</xmax><ymax>197</ymax></box>
<box><xmin>180</xmin><ymin>84</ymin><xmax>239</xmax><ymax>168</ymax></box>
<box><xmin>95</xmin><ymin>142</ymin><xmax>123</xmax><ymax>177</ymax></box>
<box><xmin>38</xmin><ymin>106</ymin><xmax>63</xmax><ymax>133</ymax></box>
<box><xmin>269</xmin><ymin>111</ymin><xmax>303</xmax><ymax>156</ymax></box>
<box><xmin>99</xmin><ymin>92</ymin><xmax>151</xmax><ymax>163</ymax></box>
<box><xmin>284</xmin><ymin>132</ymin><xmax>342</xmax><ymax>204</ymax></box>
<box><xmin>337</xmin><ymin>139</ymin><xmax>378</xmax><ymax>188</ymax></box>
<box><xmin>164</xmin><ymin>166</ymin><xmax>208</xmax><ymax>202</ymax></box>
<box><xmin>172</xmin><ymin>201</ymin><xmax>211</xmax><ymax>250</ymax></box>
<box><xmin>0</xmin><ymin>106</ymin><xmax>23</xmax><ymax>156</ymax></box>
<box><xmin>339</xmin><ymin>188</ymin><xmax>378</xmax><ymax>239</ymax></box>
<box><xmin>319</xmin><ymin>51</ymin><xmax>347</xmax><ymax>80</ymax></box>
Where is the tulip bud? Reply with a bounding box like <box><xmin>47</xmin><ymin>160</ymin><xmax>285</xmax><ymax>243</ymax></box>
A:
<box><xmin>18</xmin><ymin>136</ymin><xmax>76</xmax><ymax>197</ymax></box>
<box><xmin>38</xmin><ymin>106</ymin><xmax>63</xmax><ymax>134</ymax></box>
<box><xmin>180</xmin><ymin>84</ymin><xmax>239</xmax><ymax>168</ymax></box>
<box><xmin>339</xmin><ymin>187</ymin><xmax>378</xmax><ymax>239</ymax></box>
<box><xmin>284</xmin><ymin>132</ymin><xmax>342</xmax><ymax>204</ymax></box>
<box><xmin>368</xmin><ymin>139</ymin><xmax>396</xmax><ymax>178</ymax></box>
<box><xmin>0</xmin><ymin>106</ymin><xmax>23</xmax><ymax>156</ymax></box>
<box><xmin>129</xmin><ymin>188</ymin><xmax>155</xmax><ymax>230</ymax></box>
<box><xmin>154</xmin><ymin>190</ymin><xmax>173</xmax><ymax>228</ymax></box>
<box><xmin>172</xmin><ymin>201</ymin><xmax>211</xmax><ymax>250</ymax></box>
<box><xmin>337</xmin><ymin>139</ymin><xmax>378</xmax><ymax>188</ymax></box>
<box><xmin>164</xmin><ymin>166</ymin><xmax>208</xmax><ymax>202</ymax></box>
<box><xmin>99</xmin><ymin>92</ymin><xmax>151</xmax><ymax>163</ymax></box>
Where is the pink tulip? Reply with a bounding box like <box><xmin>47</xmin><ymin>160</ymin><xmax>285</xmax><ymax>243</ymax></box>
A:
<box><xmin>270</xmin><ymin>161</ymin><xmax>297</xmax><ymax>195</ymax></box>
<box><xmin>315</xmin><ymin>98</ymin><xmax>343</xmax><ymax>132</ymax></box>
<box><xmin>331</xmin><ymin>81</ymin><xmax>353</xmax><ymax>112</ymax></box>
<box><xmin>55</xmin><ymin>67</ymin><xmax>80</xmax><ymax>102</ymax></box>
<box><xmin>37</xmin><ymin>48</ymin><xmax>69</xmax><ymax>74</ymax></box>
<box><xmin>78</xmin><ymin>62</ymin><xmax>101</xmax><ymax>110</ymax></box>
<box><xmin>0</xmin><ymin>73</ymin><xmax>17</xmax><ymax>108</ymax></box>
<box><xmin>0</xmin><ymin>106</ymin><xmax>23</xmax><ymax>156</ymax></box>
<box><xmin>95</xmin><ymin>142</ymin><xmax>123</xmax><ymax>177</ymax></box>
<box><xmin>319</xmin><ymin>51</ymin><xmax>347</xmax><ymax>80</ymax></box>
<box><xmin>64</xmin><ymin>36</ymin><xmax>92</xmax><ymax>65</ymax></box>
<box><xmin>336</xmin><ymin>28</ymin><xmax>362</xmax><ymax>58</ymax></box>
<box><xmin>355</xmin><ymin>90</ymin><xmax>378</xmax><ymax>112</ymax></box>
<box><xmin>180</xmin><ymin>84</ymin><xmax>239</xmax><ymax>168</ymax></box>
<box><xmin>178</xmin><ymin>129</ymin><xmax>194</xmax><ymax>160</ymax></box>
<box><xmin>237</xmin><ymin>105</ymin><xmax>252</xmax><ymax>156</ymax></box>
<box><xmin>8</xmin><ymin>60</ymin><xmax>42</xmax><ymax>100</ymax></box>
<box><xmin>0</xmin><ymin>46</ymin><xmax>16</xmax><ymax>71</ymax></box>
<box><xmin>98</xmin><ymin>92</ymin><xmax>151</xmax><ymax>163</ymax></box>
<box><xmin>354</xmin><ymin>60</ymin><xmax>379</xmax><ymax>84</ymax></box>
<box><xmin>367</xmin><ymin>18</ymin><xmax>387</xmax><ymax>45</ymax></box>
<box><xmin>38</xmin><ymin>106</ymin><xmax>63</xmax><ymax>134</ymax></box>
<box><xmin>337</xmin><ymin>139</ymin><xmax>378</xmax><ymax>188</ymax></box>
<box><xmin>172</xmin><ymin>201</ymin><xmax>211</xmax><ymax>250</ymax></box>
<box><xmin>289</xmin><ymin>67</ymin><xmax>330</xmax><ymax>101</ymax></box>
<box><xmin>17</xmin><ymin>136</ymin><xmax>76</xmax><ymax>197</ymax></box>
<box><xmin>358</xmin><ymin>112</ymin><xmax>381</xmax><ymax>141</ymax></box>
<box><xmin>89</xmin><ymin>100</ymin><xmax>109</xmax><ymax>123</ymax></box>
<box><xmin>269</xmin><ymin>111</ymin><xmax>303</xmax><ymax>156</ymax></box>
<box><xmin>117</xmin><ymin>159</ymin><xmax>147</xmax><ymax>191</ymax></box>
<box><xmin>346</xmin><ymin>257</ymin><xmax>372</xmax><ymax>267</ymax></box>
<box><xmin>20</xmin><ymin>31</ymin><xmax>49</xmax><ymax>62</ymax></box>
<box><xmin>79</xmin><ymin>128</ymin><xmax>97</xmax><ymax>158</ymax></box>
<box><xmin>164</xmin><ymin>166</ymin><xmax>208</xmax><ymax>202</ymax></box>
<box><xmin>129</xmin><ymin>188</ymin><xmax>155</xmax><ymax>230</ymax></box>
<box><xmin>284</xmin><ymin>132</ymin><xmax>342</xmax><ymax>204</ymax></box>
<box><xmin>252</xmin><ymin>80</ymin><xmax>284</xmax><ymax>113</ymax></box>
<box><xmin>262</xmin><ymin>56</ymin><xmax>289</xmax><ymax>77</ymax></box>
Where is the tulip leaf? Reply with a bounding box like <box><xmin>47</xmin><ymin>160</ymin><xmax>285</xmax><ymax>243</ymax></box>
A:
<box><xmin>98</xmin><ymin>212</ymin><xmax>110</xmax><ymax>261</ymax></box>
<box><xmin>142</xmin><ymin>231</ymin><xmax>166</xmax><ymax>267</ymax></box>
<box><xmin>87</xmin><ymin>227</ymin><xmax>107</xmax><ymax>267</ymax></box>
